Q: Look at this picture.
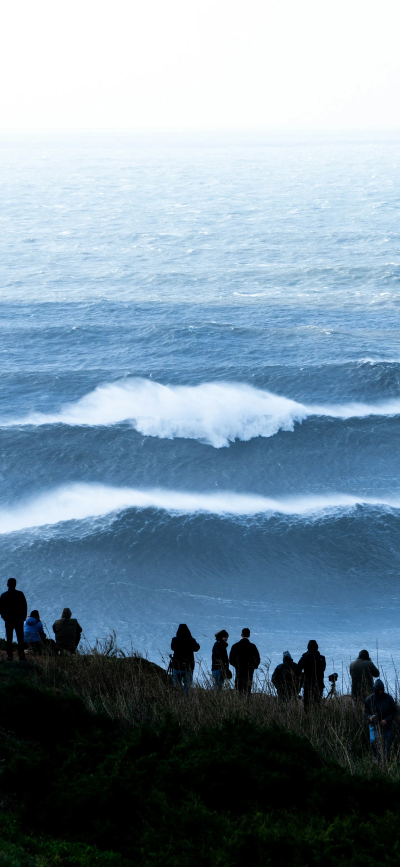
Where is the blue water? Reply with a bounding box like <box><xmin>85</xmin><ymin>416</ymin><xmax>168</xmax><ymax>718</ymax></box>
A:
<box><xmin>1</xmin><ymin>133</ymin><xmax>400</xmax><ymax>679</ymax></box>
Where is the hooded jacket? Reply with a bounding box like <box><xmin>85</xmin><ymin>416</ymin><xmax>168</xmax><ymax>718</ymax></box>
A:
<box><xmin>0</xmin><ymin>588</ymin><xmax>27</xmax><ymax>622</ymax></box>
<box><xmin>24</xmin><ymin>616</ymin><xmax>45</xmax><ymax>644</ymax></box>
<box><xmin>53</xmin><ymin>608</ymin><xmax>82</xmax><ymax>649</ymax></box>
<box><xmin>365</xmin><ymin>680</ymin><xmax>397</xmax><ymax>727</ymax></box>
<box><xmin>350</xmin><ymin>655</ymin><xmax>379</xmax><ymax>700</ymax></box>
<box><xmin>272</xmin><ymin>659</ymin><xmax>299</xmax><ymax>694</ymax></box>
<box><xmin>171</xmin><ymin>635</ymin><xmax>200</xmax><ymax>671</ymax></box>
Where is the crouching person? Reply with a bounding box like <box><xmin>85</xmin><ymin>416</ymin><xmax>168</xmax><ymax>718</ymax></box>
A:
<box><xmin>365</xmin><ymin>678</ymin><xmax>397</xmax><ymax>760</ymax></box>
<box><xmin>53</xmin><ymin>608</ymin><xmax>82</xmax><ymax>654</ymax></box>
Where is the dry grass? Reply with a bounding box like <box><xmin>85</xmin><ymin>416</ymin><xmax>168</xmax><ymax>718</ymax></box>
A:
<box><xmin>27</xmin><ymin>633</ymin><xmax>400</xmax><ymax>779</ymax></box>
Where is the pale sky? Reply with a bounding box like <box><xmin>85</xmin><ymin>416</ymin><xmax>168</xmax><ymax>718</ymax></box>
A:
<box><xmin>1</xmin><ymin>0</ymin><xmax>399</xmax><ymax>132</ymax></box>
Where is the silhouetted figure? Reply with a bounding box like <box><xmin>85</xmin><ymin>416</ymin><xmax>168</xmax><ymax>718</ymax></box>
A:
<box><xmin>297</xmin><ymin>640</ymin><xmax>326</xmax><ymax>709</ymax></box>
<box><xmin>171</xmin><ymin>624</ymin><xmax>200</xmax><ymax>694</ymax></box>
<box><xmin>24</xmin><ymin>610</ymin><xmax>46</xmax><ymax>654</ymax></box>
<box><xmin>229</xmin><ymin>628</ymin><xmax>260</xmax><ymax>694</ymax></box>
<box><xmin>211</xmin><ymin>629</ymin><xmax>231</xmax><ymax>689</ymax></box>
<box><xmin>53</xmin><ymin>608</ymin><xmax>82</xmax><ymax>653</ymax></box>
<box><xmin>0</xmin><ymin>578</ymin><xmax>27</xmax><ymax>661</ymax></box>
<box><xmin>365</xmin><ymin>678</ymin><xmax>397</xmax><ymax>759</ymax></box>
<box><xmin>272</xmin><ymin>651</ymin><xmax>299</xmax><ymax>701</ymax></box>
<box><xmin>350</xmin><ymin>650</ymin><xmax>379</xmax><ymax>701</ymax></box>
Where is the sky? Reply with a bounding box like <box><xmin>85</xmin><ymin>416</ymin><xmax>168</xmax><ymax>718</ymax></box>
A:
<box><xmin>1</xmin><ymin>0</ymin><xmax>399</xmax><ymax>132</ymax></box>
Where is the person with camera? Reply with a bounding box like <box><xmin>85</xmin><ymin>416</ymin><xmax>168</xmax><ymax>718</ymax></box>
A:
<box><xmin>211</xmin><ymin>629</ymin><xmax>232</xmax><ymax>689</ymax></box>
<box><xmin>350</xmin><ymin>649</ymin><xmax>379</xmax><ymax>701</ymax></box>
<box><xmin>365</xmin><ymin>678</ymin><xmax>397</xmax><ymax>759</ymax></box>
<box><xmin>271</xmin><ymin>651</ymin><xmax>299</xmax><ymax>701</ymax></box>
<box><xmin>297</xmin><ymin>640</ymin><xmax>326</xmax><ymax>709</ymax></box>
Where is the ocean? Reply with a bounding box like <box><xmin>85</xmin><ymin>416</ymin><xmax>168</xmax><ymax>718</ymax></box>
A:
<box><xmin>0</xmin><ymin>132</ymin><xmax>399</xmax><ymax>682</ymax></box>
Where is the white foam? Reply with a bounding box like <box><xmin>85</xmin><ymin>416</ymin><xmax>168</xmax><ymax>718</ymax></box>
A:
<box><xmin>3</xmin><ymin>379</ymin><xmax>400</xmax><ymax>447</ymax></box>
<box><xmin>0</xmin><ymin>483</ymin><xmax>399</xmax><ymax>534</ymax></box>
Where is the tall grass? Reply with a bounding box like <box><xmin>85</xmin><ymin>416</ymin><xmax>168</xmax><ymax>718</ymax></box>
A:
<box><xmin>27</xmin><ymin>633</ymin><xmax>400</xmax><ymax>778</ymax></box>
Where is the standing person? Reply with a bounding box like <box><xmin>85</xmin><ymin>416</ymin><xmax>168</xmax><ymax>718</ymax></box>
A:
<box><xmin>0</xmin><ymin>578</ymin><xmax>27</xmax><ymax>661</ymax></box>
<box><xmin>24</xmin><ymin>610</ymin><xmax>46</xmax><ymax>654</ymax></box>
<box><xmin>53</xmin><ymin>608</ymin><xmax>82</xmax><ymax>653</ymax></box>
<box><xmin>297</xmin><ymin>640</ymin><xmax>326</xmax><ymax>709</ymax></box>
<box><xmin>272</xmin><ymin>651</ymin><xmax>299</xmax><ymax>702</ymax></box>
<box><xmin>350</xmin><ymin>650</ymin><xmax>379</xmax><ymax>701</ymax></box>
<box><xmin>229</xmin><ymin>628</ymin><xmax>260</xmax><ymax>694</ymax></box>
<box><xmin>211</xmin><ymin>629</ymin><xmax>231</xmax><ymax>689</ymax></box>
<box><xmin>171</xmin><ymin>624</ymin><xmax>200</xmax><ymax>694</ymax></box>
<box><xmin>365</xmin><ymin>678</ymin><xmax>397</xmax><ymax>760</ymax></box>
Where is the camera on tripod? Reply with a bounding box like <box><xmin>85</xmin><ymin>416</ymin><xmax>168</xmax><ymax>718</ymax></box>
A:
<box><xmin>328</xmin><ymin>672</ymin><xmax>338</xmax><ymax>683</ymax></box>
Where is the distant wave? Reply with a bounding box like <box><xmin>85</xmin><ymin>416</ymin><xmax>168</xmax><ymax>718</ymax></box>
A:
<box><xmin>1</xmin><ymin>483</ymin><xmax>400</xmax><ymax>534</ymax></box>
<box><xmin>2</xmin><ymin>379</ymin><xmax>400</xmax><ymax>447</ymax></box>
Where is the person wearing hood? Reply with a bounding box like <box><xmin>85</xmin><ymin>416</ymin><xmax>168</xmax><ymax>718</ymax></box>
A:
<box><xmin>365</xmin><ymin>678</ymin><xmax>397</xmax><ymax>758</ymax></box>
<box><xmin>272</xmin><ymin>651</ymin><xmax>299</xmax><ymax>702</ymax></box>
<box><xmin>0</xmin><ymin>578</ymin><xmax>27</xmax><ymax>661</ymax></box>
<box><xmin>211</xmin><ymin>629</ymin><xmax>231</xmax><ymax>689</ymax></box>
<box><xmin>52</xmin><ymin>608</ymin><xmax>82</xmax><ymax>653</ymax></box>
<box><xmin>171</xmin><ymin>624</ymin><xmax>200</xmax><ymax>694</ymax></box>
<box><xmin>24</xmin><ymin>610</ymin><xmax>46</xmax><ymax>653</ymax></box>
<box><xmin>350</xmin><ymin>650</ymin><xmax>379</xmax><ymax>701</ymax></box>
<box><xmin>297</xmin><ymin>640</ymin><xmax>326</xmax><ymax>709</ymax></box>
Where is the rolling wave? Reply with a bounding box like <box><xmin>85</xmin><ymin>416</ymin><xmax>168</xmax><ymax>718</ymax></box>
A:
<box><xmin>2</xmin><ymin>379</ymin><xmax>400</xmax><ymax>447</ymax></box>
<box><xmin>1</xmin><ymin>483</ymin><xmax>400</xmax><ymax>534</ymax></box>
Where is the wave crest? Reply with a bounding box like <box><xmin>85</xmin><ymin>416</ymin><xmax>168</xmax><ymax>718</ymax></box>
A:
<box><xmin>3</xmin><ymin>379</ymin><xmax>400</xmax><ymax>447</ymax></box>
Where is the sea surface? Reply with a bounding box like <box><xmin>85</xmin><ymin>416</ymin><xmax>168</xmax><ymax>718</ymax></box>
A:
<box><xmin>0</xmin><ymin>132</ymin><xmax>399</xmax><ymax>684</ymax></box>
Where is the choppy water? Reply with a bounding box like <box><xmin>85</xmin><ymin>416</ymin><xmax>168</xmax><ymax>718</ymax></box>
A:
<box><xmin>1</xmin><ymin>133</ymin><xmax>400</xmax><ymax>680</ymax></box>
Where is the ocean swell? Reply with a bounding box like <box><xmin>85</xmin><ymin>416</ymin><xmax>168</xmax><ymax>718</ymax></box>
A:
<box><xmin>2</xmin><ymin>379</ymin><xmax>400</xmax><ymax>448</ymax></box>
<box><xmin>1</xmin><ymin>483</ymin><xmax>400</xmax><ymax>534</ymax></box>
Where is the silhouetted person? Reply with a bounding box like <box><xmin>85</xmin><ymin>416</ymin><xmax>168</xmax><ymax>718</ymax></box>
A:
<box><xmin>211</xmin><ymin>629</ymin><xmax>231</xmax><ymax>689</ymax></box>
<box><xmin>171</xmin><ymin>624</ymin><xmax>200</xmax><ymax>694</ymax></box>
<box><xmin>0</xmin><ymin>578</ymin><xmax>27</xmax><ymax>661</ymax></box>
<box><xmin>272</xmin><ymin>651</ymin><xmax>299</xmax><ymax>702</ymax></box>
<box><xmin>297</xmin><ymin>640</ymin><xmax>326</xmax><ymax>709</ymax></box>
<box><xmin>24</xmin><ymin>609</ymin><xmax>46</xmax><ymax>654</ymax></box>
<box><xmin>365</xmin><ymin>678</ymin><xmax>397</xmax><ymax>759</ymax></box>
<box><xmin>53</xmin><ymin>608</ymin><xmax>82</xmax><ymax>653</ymax></box>
<box><xmin>350</xmin><ymin>649</ymin><xmax>379</xmax><ymax>701</ymax></box>
<box><xmin>229</xmin><ymin>628</ymin><xmax>260</xmax><ymax>694</ymax></box>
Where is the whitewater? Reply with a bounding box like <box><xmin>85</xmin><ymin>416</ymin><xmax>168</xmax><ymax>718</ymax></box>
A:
<box><xmin>1</xmin><ymin>133</ymin><xmax>400</xmax><ymax>674</ymax></box>
<box><xmin>3</xmin><ymin>379</ymin><xmax>400</xmax><ymax>448</ymax></box>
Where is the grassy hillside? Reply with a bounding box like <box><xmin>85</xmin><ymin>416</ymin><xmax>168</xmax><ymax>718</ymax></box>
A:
<box><xmin>0</xmin><ymin>650</ymin><xmax>399</xmax><ymax>866</ymax></box>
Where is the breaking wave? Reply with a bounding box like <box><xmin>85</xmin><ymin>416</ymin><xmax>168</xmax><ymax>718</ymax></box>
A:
<box><xmin>2</xmin><ymin>379</ymin><xmax>400</xmax><ymax>448</ymax></box>
<box><xmin>1</xmin><ymin>483</ymin><xmax>400</xmax><ymax>534</ymax></box>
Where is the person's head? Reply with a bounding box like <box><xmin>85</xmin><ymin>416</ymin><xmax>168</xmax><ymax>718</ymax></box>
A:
<box><xmin>283</xmin><ymin>650</ymin><xmax>292</xmax><ymax>662</ymax></box>
<box><xmin>7</xmin><ymin>578</ymin><xmax>16</xmax><ymax>589</ymax></box>
<box><xmin>30</xmin><ymin>610</ymin><xmax>40</xmax><ymax>620</ymax></box>
<box><xmin>241</xmin><ymin>628</ymin><xmax>250</xmax><ymax>638</ymax></box>
<box><xmin>62</xmin><ymin>608</ymin><xmax>72</xmax><ymax>619</ymax></box>
<box><xmin>215</xmin><ymin>629</ymin><xmax>229</xmax><ymax>642</ymax></box>
<box><xmin>176</xmin><ymin>623</ymin><xmax>191</xmax><ymax>639</ymax></box>
<box><xmin>307</xmin><ymin>640</ymin><xmax>319</xmax><ymax>653</ymax></box>
<box><xmin>359</xmin><ymin>649</ymin><xmax>370</xmax><ymax>661</ymax></box>
<box><xmin>374</xmin><ymin>678</ymin><xmax>385</xmax><ymax>695</ymax></box>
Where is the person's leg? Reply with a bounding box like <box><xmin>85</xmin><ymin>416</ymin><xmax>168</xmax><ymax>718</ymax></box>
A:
<box><xmin>182</xmin><ymin>670</ymin><xmax>193</xmax><ymax>695</ymax></box>
<box><xmin>173</xmin><ymin>669</ymin><xmax>183</xmax><ymax>688</ymax></box>
<box><xmin>5</xmin><ymin>622</ymin><xmax>14</xmax><ymax>659</ymax></box>
<box><xmin>212</xmin><ymin>669</ymin><xmax>223</xmax><ymax>690</ymax></box>
<box><xmin>383</xmin><ymin>728</ymin><xmax>391</xmax><ymax>756</ymax></box>
<box><xmin>15</xmin><ymin>621</ymin><xmax>26</xmax><ymax>660</ymax></box>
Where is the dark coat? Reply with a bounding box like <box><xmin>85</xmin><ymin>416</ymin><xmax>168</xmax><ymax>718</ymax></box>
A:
<box><xmin>171</xmin><ymin>636</ymin><xmax>200</xmax><ymax>671</ymax></box>
<box><xmin>365</xmin><ymin>692</ymin><xmax>397</xmax><ymax>727</ymax></box>
<box><xmin>0</xmin><ymin>588</ymin><xmax>27</xmax><ymax>623</ymax></box>
<box><xmin>297</xmin><ymin>650</ymin><xmax>326</xmax><ymax>691</ymax></box>
<box><xmin>229</xmin><ymin>638</ymin><xmax>260</xmax><ymax>675</ymax></box>
<box><xmin>350</xmin><ymin>658</ymin><xmax>379</xmax><ymax>700</ymax></box>
<box><xmin>272</xmin><ymin>659</ymin><xmax>299</xmax><ymax>695</ymax></box>
<box><xmin>211</xmin><ymin>639</ymin><xmax>230</xmax><ymax>676</ymax></box>
<box><xmin>53</xmin><ymin>616</ymin><xmax>82</xmax><ymax>650</ymax></box>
